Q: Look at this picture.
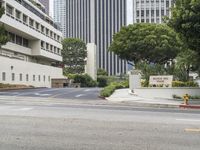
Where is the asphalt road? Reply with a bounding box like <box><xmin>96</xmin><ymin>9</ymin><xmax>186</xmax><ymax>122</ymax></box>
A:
<box><xmin>0</xmin><ymin>101</ymin><xmax>199</xmax><ymax>150</ymax></box>
<box><xmin>0</xmin><ymin>88</ymin><xmax>102</xmax><ymax>100</ymax></box>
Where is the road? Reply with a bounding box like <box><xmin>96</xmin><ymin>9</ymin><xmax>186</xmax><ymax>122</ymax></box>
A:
<box><xmin>0</xmin><ymin>98</ymin><xmax>199</xmax><ymax>150</ymax></box>
<box><xmin>0</xmin><ymin>88</ymin><xmax>102</xmax><ymax>100</ymax></box>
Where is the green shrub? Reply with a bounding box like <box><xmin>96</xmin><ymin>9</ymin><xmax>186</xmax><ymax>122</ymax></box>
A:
<box><xmin>172</xmin><ymin>81</ymin><xmax>199</xmax><ymax>87</ymax></box>
<box><xmin>97</xmin><ymin>76</ymin><xmax>108</xmax><ymax>87</ymax></box>
<box><xmin>73</xmin><ymin>74</ymin><xmax>97</xmax><ymax>87</ymax></box>
<box><xmin>97</xmin><ymin>69</ymin><xmax>108</xmax><ymax>76</ymax></box>
<box><xmin>100</xmin><ymin>81</ymin><xmax>129</xmax><ymax>97</ymax></box>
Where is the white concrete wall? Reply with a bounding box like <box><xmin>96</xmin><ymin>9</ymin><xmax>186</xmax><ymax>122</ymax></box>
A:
<box><xmin>0</xmin><ymin>56</ymin><xmax>63</xmax><ymax>88</ymax></box>
<box><xmin>134</xmin><ymin>88</ymin><xmax>200</xmax><ymax>99</ymax></box>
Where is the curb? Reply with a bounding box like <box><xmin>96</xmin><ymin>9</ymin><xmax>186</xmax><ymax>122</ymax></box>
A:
<box><xmin>179</xmin><ymin>104</ymin><xmax>200</xmax><ymax>109</ymax></box>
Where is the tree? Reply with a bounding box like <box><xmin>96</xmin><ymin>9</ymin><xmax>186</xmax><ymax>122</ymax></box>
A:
<box><xmin>109</xmin><ymin>23</ymin><xmax>181</xmax><ymax>65</ymax></box>
<box><xmin>0</xmin><ymin>5</ymin><xmax>9</xmax><ymax>47</ymax></box>
<box><xmin>62</xmin><ymin>38</ymin><xmax>87</xmax><ymax>74</ymax></box>
<box><xmin>175</xmin><ymin>49</ymin><xmax>199</xmax><ymax>81</ymax></box>
<box><xmin>169</xmin><ymin>0</ymin><xmax>200</xmax><ymax>55</ymax></box>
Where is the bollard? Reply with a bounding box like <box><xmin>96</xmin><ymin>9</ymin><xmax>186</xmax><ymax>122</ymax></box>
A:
<box><xmin>183</xmin><ymin>94</ymin><xmax>189</xmax><ymax>105</ymax></box>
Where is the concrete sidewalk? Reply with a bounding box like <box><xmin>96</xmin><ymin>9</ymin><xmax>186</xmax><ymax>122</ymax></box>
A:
<box><xmin>107</xmin><ymin>89</ymin><xmax>200</xmax><ymax>109</ymax></box>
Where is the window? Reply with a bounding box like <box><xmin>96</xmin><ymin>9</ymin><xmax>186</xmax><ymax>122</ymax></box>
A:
<box><xmin>57</xmin><ymin>35</ymin><xmax>60</xmax><ymax>41</ymax></box>
<box><xmin>57</xmin><ymin>48</ymin><xmax>60</xmax><ymax>54</ymax></box>
<box><xmin>15</xmin><ymin>10</ymin><xmax>21</xmax><ymax>20</ymax></box>
<box><xmin>41</xmin><ymin>25</ymin><xmax>44</xmax><ymax>33</ymax></box>
<box><xmin>48</xmin><ymin>76</ymin><xmax>50</xmax><ymax>82</ymax></box>
<box><xmin>50</xmin><ymin>31</ymin><xmax>53</xmax><ymax>37</ymax></box>
<box><xmin>36</xmin><ymin>22</ymin><xmax>40</xmax><ymax>30</ymax></box>
<box><xmin>9</xmin><ymin>32</ymin><xmax>15</xmax><ymax>43</ymax></box>
<box><xmin>41</xmin><ymin>41</ymin><xmax>44</xmax><ymax>49</ymax></box>
<box><xmin>23</xmin><ymin>38</ymin><xmax>29</xmax><ymax>47</ymax></box>
<box><xmin>2</xmin><ymin>72</ymin><xmax>6</xmax><ymax>81</ymax></box>
<box><xmin>19</xmin><ymin>73</ymin><xmax>22</xmax><ymax>81</ymax></box>
<box><xmin>29</xmin><ymin>18</ymin><xmax>34</xmax><ymax>27</ymax></box>
<box><xmin>43</xmin><ymin>75</ymin><xmax>45</xmax><ymax>82</ymax></box>
<box><xmin>46</xmin><ymin>28</ymin><xmax>49</xmax><ymax>36</ymax></box>
<box><xmin>33</xmin><ymin>75</ymin><xmax>35</xmax><ymax>81</ymax></box>
<box><xmin>6</xmin><ymin>4</ymin><xmax>13</xmax><ymax>15</ymax></box>
<box><xmin>26</xmin><ymin>74</ymin><xmax>29</xmax><ymax>81</ymax></box>
<box><xmin>12</xmin><ymin>73</ymin><xmax>15</xmax><ymax>81</ymax></box>
<box><xmin>46</xmin><ymin>43</ymin><xmax>49</xmax><ymax>50</ymax></box>
<box><xmin>54</xmin><ymin>47</ymin><xmax>57</xmax><ymax>53</ymax></box>
<box><xmin>23</xmin><ymin>14</ymin><xmax>27</xmax><ymax>23</ymax></box>
<box><xmin>16</xmin><ymin>35</ymin><xmax>22</xmax><ymax>45</ymax></box>
<box><xmin>38</xmin><ymin>75</ymin><xmax>41</xmax><ymax>82</ymax></box>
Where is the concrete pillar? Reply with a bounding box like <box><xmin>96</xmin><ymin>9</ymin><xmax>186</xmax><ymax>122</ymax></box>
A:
<box><xmin>85</xmin><ymin>43</ymin><xmax>97</xmax><ymax>80</ymax></box>
<box><xmin>129</xmin><ymin>70</ymin><xmax>141</xmax><ymax>91</ymax></box>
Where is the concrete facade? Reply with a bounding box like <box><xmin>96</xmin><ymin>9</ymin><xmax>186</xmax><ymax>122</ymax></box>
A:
<box><xmin>0</xmin><ymin>0</ymin><xmax>63</xmax><ymax>87</ymax></box>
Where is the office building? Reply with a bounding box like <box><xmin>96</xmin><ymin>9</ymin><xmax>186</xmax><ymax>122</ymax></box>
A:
<box><xmin>0</xmin><ymin>0</ymin><xmax>63</xmax><ymax>87</ymax></box>
<box><xmin>53</xmin><ymin>0</ymin><xmax>66</xmax><ymax>38</ymax></box>
<box><xmin>132</xmin><ymin>0</ymin><xmax>174</xmax><ymax>23</ymax></box>
<box><xmin>54</xmin><ymin>0</ymin><xmax>127</xmax><ymax>75</ymax></box>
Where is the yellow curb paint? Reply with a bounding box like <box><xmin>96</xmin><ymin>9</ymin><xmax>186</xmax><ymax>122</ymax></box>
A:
<box><xmin>185</xmin><ymin>129</ymin><xmax>200</xmax><ymax>132</ymax></box>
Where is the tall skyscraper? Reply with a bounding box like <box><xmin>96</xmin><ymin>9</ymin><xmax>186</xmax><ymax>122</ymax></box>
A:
<box><xmin>39</xmin><ymin>0</ymin><xmax>49</xmax><ymax>15</ymax></box>
<box><xmin>54</xmin><ymin>0</ymin><xmax>127</xmax><ymax>75</ymax></box>
<box><xmin>53</xmin><ymin>0</ymin><xmax>66</xmax><ymax>38</ymax></box>
<box><xmin>132</xmin><ymin>0</ymin><xmax>174</xmax><ymax>23</ymax></box>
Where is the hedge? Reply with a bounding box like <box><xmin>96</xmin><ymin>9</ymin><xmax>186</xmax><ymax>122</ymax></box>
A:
<box><xmin>100</xmin><ymin>81</ymin><xmax>129</xmax><ymax>97</ymax></box>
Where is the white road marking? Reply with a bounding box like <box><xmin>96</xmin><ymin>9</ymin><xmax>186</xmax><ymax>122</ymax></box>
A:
<box><xmin>84</xmin><ymin>89</ymin><xmax>91</xmax><ymax>92</ymax></box>
<box><xmin>17</xmin><ymin>108</ymin><xmax>33</xmax><ymax>111</ymax></box>
<box><xmin>176</xmin><ymin>119</ymin><xmax>200</xmax><ymax>122</ymax></box>
<box><xmin>35</xmin><ymin>93</ymin><xmax>51</xmax><ymax>96</ymax></box>
<box><xmin>75</xmin><ymin>94</ymin><xmax>84</xmax><ymax>98</ymax></box>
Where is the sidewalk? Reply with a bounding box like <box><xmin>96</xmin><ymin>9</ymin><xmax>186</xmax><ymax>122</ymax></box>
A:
<box><xmin>106</xmin><ymin>89</ymin><xmax>200</xmax><ymax>109</ymax></box>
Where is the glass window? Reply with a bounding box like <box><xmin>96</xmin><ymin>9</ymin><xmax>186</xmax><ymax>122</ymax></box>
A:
<box><xmin>29</xmin><ymin>18</ymin><xmax>34</xmax><ymax>27</ymax></box>
<box><xmin>33</xmin><ymin>75</ymin><xmax>35</xmax><ymax>81</ymax></box>
<box><xmin>6</xmin><ymin>4</ymin><xmax>13</xmax><ymax>15</ymax></box>
<box><xmin>2</xmin><ymin>72</ymin><xmax>6</xmax><ymax>81</ymax></box>
<box><xmin>36</xmin><ymin>22</ymin><xmax>40</xmax><ymax>30</ymax></box>
<box><xmin>15</xmin><ymin>10</ymin><xmax>21</xmax><ymax>19</ymax></box>
<box><xmin>23</xmin><ymin>14</ymin><xmax>27</xmax><ymax>23</ymax></box>
<box><xmin>26</xmin><ymin>74</ymin><xmax>29</xmax><ymax>81</ymax></box>
<box><xmin>41</xmin><ymin>41</ymin><xmax>44</xmax><ymax>48</ymax></box>
<box><xmin>12</xmin><ymin>73</ymin><xmax>15</xmax><ymax>81</ymax></box>
<box><xmin>46</xmin><ymin>43</ymin><xmax>49</xmax><ymax>50</ymax></box>
<box><xmin>41</xmin><ymin>25</ymin><xmax>44</xmax><ymax>33</ymax></box>
<box><xmin>16</xmin><ymin>35</ymin><xmax>22</xmax><ymax>45</ymax></box>
<box><xmin>43</xmin><ymin>75</ymin><xmax>45</xmax><ymax>82</ymax></box>
<box><xmin>19</xmin><ymin>73</ymin><xmax>22</xmax><ymax>81</ymax></box>
<box><xmin>9</xmin><ymin>32</ymin><xmax>15</xmax><ymax>43</ymax></box>
<box><xmin>23</xmin><ymin>38</ymin><xmax>29</xmax><ymax>47</ymax></box>
<box><xmin>38</xmin><ymin>75</ymin><xmax>41</xmax><ymax>82</ymax></box>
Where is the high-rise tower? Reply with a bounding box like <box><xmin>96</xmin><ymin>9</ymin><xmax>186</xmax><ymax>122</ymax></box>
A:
<box><xmin>54</xmin><ymin>0</ymin><xmax>127</xmax><ymax>75</ymax></box>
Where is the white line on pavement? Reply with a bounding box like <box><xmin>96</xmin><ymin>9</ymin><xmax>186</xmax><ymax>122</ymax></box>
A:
<box><xmin>17</xmin><ymin>108</ymin><xmax>33</xmax><ymax>111</ymax></box>
<box><xmin>84</xmin><ymin>89</ymin><xmax>91</xmax><ymax>92</ymax></box>
<box><xmin>75</xmin><ymin>94</ymin><xmax>84</xmax><ymax>98</ymax></box>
